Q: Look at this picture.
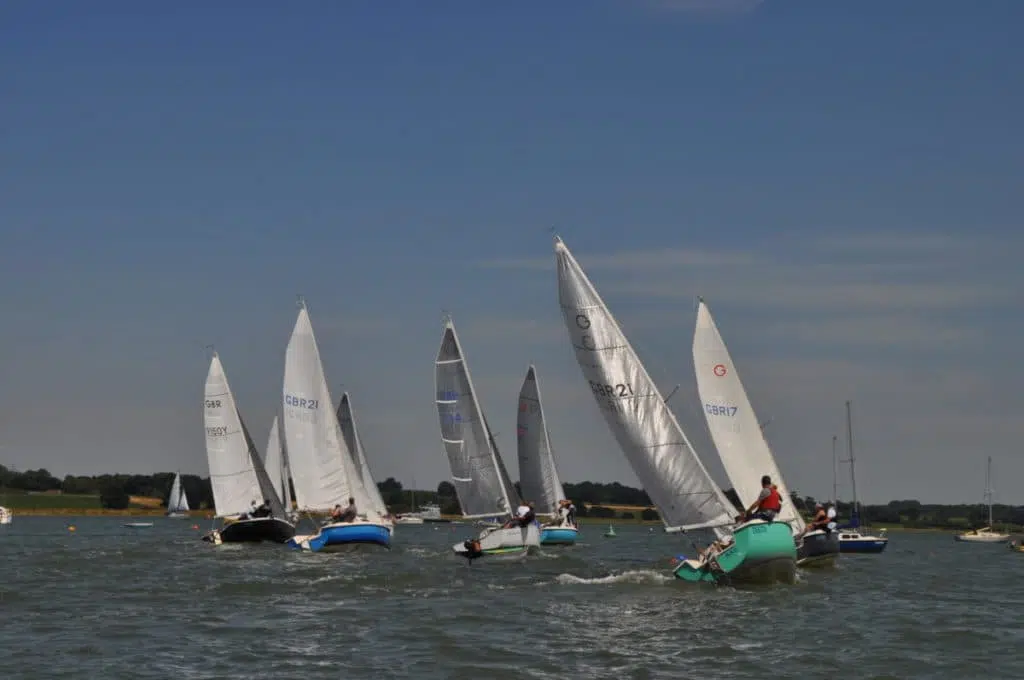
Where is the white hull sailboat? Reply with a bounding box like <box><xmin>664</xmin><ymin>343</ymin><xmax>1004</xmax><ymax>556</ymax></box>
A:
<box><xmin>836</xmin><ymin>400</ymin><xmax>889</xmax><ymax>554</ymax></box>
<box><xmin>554</xmin><ymin>236</ymin><xmax>796</xmax><ymax>585</ymax></box>
<box><xmin>281</xmin><ymin>301</ymin><xmax>392</xmax><ymax>553</ymax></box>
<box><xmin>165</xmin><ymin>472</ymin><xmax>190</xmax><ymax>519</ymax></box>
<box><xmin>201</xmin><ymin>352</ymin><xmax>296</xmax><ymax>546</ymax></box>
<box><xmin>956</xmin><ymin>456</ymin><xmax>1009</xmax><ymax>543</ymax></box>
<box><xmin>435</xmin><ymin>316</ymin><xmax>540</xmax><ymax>560</ymax></box>
<box><xmin>692</xmin><ymin>299</ymin><xmax>838</xmax><ymax>568</ymax></box>
<box><xmin>516</xmin><ymin>365</ymin><xmax>578</xmax><ymax>546</ymax></box>
<box><xmin>0</xmin><ymin>506</ymin><xmax>13</xmax><ymax>525</ymax></box>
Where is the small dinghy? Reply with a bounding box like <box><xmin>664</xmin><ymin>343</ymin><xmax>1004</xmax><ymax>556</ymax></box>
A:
<box><xmin>124</xmin><ymin>522</ymin><xmax>154</xmax><ymax>528</ymax></box>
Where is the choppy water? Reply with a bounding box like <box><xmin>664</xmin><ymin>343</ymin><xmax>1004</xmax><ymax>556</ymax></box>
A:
<box><xmin>1</xmin><ymin>518</ymin><xmax>1022</xmax><ymax>679</ymax></box>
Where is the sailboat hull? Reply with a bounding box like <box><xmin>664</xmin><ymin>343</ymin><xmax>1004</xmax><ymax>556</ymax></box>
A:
<box><xmin>166</xmin><ymin>512</ymin><xmax>189</xmax><ymax>519</ymax></box>
<box><xmin>453</xmin><ymin>523</ymin><xmax>541</xmax><ymax>560</ymax></box>
<box><xmin>207</xmin><ymin>517</ymin><xmax>296</xmax><ymax>544</ymax></box>
<box><xmin>540</xmin><ymin>526</ymin><xmax>579</xmax><ymax>545</ymax></box>
<box><xmin>287</xmin><ymin>521</ymin><xmax>392</xmax><ymax>552</ymax></box>
<box><xmin>954</xmin><ymin>533</ymin><xmax>1008</xmax><ymax>543</ymax></box>
<box><xmin>796</xmin><ymin>529</ymin><xmax>840</xmax><ymax>567</ymax></box>
<box><xmin>673</xmin><ymin>520</ymin><xmax>797</xmax><ymax>585</ymax></box>
<box><xmin>838</xmin><ymin>532</ymin><xmax>889</xmax><ymax>553</ymax></box>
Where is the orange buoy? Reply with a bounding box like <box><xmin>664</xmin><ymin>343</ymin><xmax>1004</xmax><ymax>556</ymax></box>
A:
<box><xmin>68</xmin><ymin>525</ymin><xmax>76</xmax><ymax>532</ymax></box>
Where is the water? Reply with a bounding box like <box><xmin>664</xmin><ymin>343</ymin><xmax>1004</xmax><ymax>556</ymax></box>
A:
<box><xmin>1</xmin><ymin>518</ymin><xmax>1022</xmax><ymax>679</ymax></box>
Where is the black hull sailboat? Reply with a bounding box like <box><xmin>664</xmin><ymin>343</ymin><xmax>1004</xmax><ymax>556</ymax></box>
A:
<box><xmin>203</xmin><ymin>516</ymin><xmax>296</xmax><ymax>544</ymax></box>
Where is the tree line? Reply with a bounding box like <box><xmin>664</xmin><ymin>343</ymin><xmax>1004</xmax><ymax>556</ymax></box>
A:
<box><xmin>2</xmin><ymin>465</ymin><xmax>1020</xmax><ymax>528</ymax></box>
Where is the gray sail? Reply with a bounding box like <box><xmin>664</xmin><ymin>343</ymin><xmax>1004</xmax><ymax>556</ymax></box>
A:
<box><xmin>337</xmin><ymin>392</ymin><xmax>390</xmax><ymax>518</ymax></box>
<box><xmin>434</xmin><ymin>317</ymin><xmax>514</xmax><ymax>518</ymax></box>
<box><xmin>239</xmin><ymin>413</ymin><xmax>287</xmax><ymax>520</ymax></box>
<box><xmin>516</xmin><ymin>365</ymin><xmax>567</xmax><ymax>516</ymax></box>
<box><xmin>554</xmin><ymin>237</ymin><xmax>735</xmax><ymax>532</ymax></box>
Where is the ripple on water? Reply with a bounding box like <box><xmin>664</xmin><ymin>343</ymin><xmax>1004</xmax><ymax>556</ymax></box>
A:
<box><xmin>1</xmin><ymin>519</ymin><xmax>1023</xmax><ymax>679</ymax></box>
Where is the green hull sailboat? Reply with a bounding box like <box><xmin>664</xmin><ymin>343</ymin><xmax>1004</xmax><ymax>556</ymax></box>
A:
<box><xmin>554</xmin><ymin>236</ymin><xmax>796</xmax><ymax>586</ymax></box>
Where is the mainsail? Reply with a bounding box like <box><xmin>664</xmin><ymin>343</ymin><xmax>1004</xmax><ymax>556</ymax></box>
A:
<box><xmin>167</xmin><ymin>473</ymin><xmax>190</xmax><ymax>513</ymax></box>
<box><xmin>516</xmin><ymin>365</ymin><xmax>567</xmax><ymax>516</ymax></box>
<box><xmin>554</xmin><ymin>237</ymin><xmax>735</xmax><ymax>533</ymax></box>
<box><xmin>203</xmin><ymin>353</ymin><xmax>265</xmax><ymax>518</ymax></box>
<box><xmin>337</xmin><ymin>392</ymin><xmax>390</xmax><ymax>519</ymax></box>
<box><xmin>692</xmin><ymin>299</ymin><xmax>804</xmax><ymax>531</ymax></box>
<box><xmin>434</xmin><ymin>317</ymin><xmax>515</xmax><ymax>518</ymax></box>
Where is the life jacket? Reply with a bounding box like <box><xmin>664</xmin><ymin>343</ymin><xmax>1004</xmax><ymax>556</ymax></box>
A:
<box><xmin>759</xmin><ymin>486</ymin><xmax>782</xmax><ymax>512</ymax></box>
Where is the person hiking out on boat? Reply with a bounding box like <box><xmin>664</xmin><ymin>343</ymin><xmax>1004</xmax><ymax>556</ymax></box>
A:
<box><xmin>329</xmin><ymin>504</ymin><xmax>343</xmax><ymax>523</ymax></box>
<box><xmin>566</xmin><ymin>500</ymin><xmax>577</xmax><ymax>526</ymax></box>
<box><xmin>338</xmin><ymin>498</ymin><xmax>358</xmax><ymax>523</ymax></box>
<box><xmin>743</xmin><ymin>475</ymin><xmax>782</xmax><ymax>522</ymax></box>
<box><xmin>252</xmin><ymin>500</ymin><xmax>272</xmax><ymax>518</ymax></box>
<box><xmin>799</xmin><ymin>503</ymin><xmax>828</xmax><ymax>537</ymax></box>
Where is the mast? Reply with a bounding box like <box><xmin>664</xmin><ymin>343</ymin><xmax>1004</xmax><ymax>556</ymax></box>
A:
<box><xmin>845</xmin><ymin>400</ymin><xmax>859</xmax><ymax>525</ymax></box>
<box><xmin>985</xmin><ymin>456</ymin><xmax>993</xmax><ymax>527</ymax></box>
<box><xmin>831</xmin><ymin>435</ymin><xmax>838</xmax><ymax>505</ymax></box>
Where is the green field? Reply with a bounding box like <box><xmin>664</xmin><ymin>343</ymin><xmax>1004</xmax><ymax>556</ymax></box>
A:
<box><xmin>0</xmin><ymin>492</ymin><xmax>102</xmax><ymax>509</ymax></box>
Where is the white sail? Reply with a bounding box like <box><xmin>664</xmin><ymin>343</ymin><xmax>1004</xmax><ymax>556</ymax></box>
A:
<box><xmin>554</xmin><ymin>237</ymin><xmax>735</xmax><ymax>532</ymax></box>
<box><xmin>281</xmin><ymin>440</ymin><xmax>293</xmax><ymax>512</ymax></box>
<box><xmin>264</xmin><ymin>416</ymin><xmax>285</xmax><ymax>505</ymax></box>
<box><xmin>167</xmin><ymin>473</ymin><xmax>190</xmax><ymax>513</ymax></box>
<box><xmin>282</xmin><ymin>304</ymin><xmax>353</xmax><ymax>512</ymax></box>
<box><xmin>337</xmin><ymin>392</ymin><xmax>390</xmax><ymax>519</ymax></box>
<box><xmin>516</xmin><ymin>365</ymin><xmax>567</xmax><ymax>516</ymax></box>
<box><xmin>693</xmin><ymin>299</ymin><xmax>804</xmax><ymax>532</ymax></box>
<box><xmin>203</xmin><ymin>354</ymin><xmax>264</xmax><ymax>518</ymax></box>
<box><xmin>434</xmin><ymin>317</ymin><xmax>515</xmax><ymax>519</ymax></box>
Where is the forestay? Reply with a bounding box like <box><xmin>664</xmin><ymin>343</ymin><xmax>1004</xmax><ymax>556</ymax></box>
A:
<box><xmin>693</xmin><ymin>300</ymin><xmax>804</xmax><ymax>530</ymax></box>
<box><xmin>516</xmin><ymin>365</ymin><xmax>567</xmax><ymax>516</ymax></box>
<box><xmin>337</xmin><ymin>392</ymin><xmax>390</xmax><ymax>519</ymax></box>
<box><xmin>434</xmin><ymin>317</ymin><xmax>514</xmax><ymax>518</ymax></box>
<box><xmin>554</xmin><ymin>237</ymin><xmax>735</xmax><ymax>532</ymax></box>
<box><xmin>203</xmin><ymin>354</ymin><xmax>264</xmax><ymax>518</ymax></box>
<box><xmin>282</xmin><ymin>304</ymin><xmax>352</xmax><ymax>511</ymax></box>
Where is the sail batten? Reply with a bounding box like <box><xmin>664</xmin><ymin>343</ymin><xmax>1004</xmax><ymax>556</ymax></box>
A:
<box><xmin>693</xmin><ymin>300</ymin><xmax>804</xmax><ymax>532</ymax></box>
<box><xmin>516</xmin><ymin>365</ymin><xmax>566</xmax><ymax>516</ymax></box>
<box><xmin>434</xmin><ymin>318</ymin><xmax>514</xmax><ymax>518</ymax></box>
<box><xmin>554</xmin><ymin>237</ymin><xmax>735</xmax><ymax>532</ymax></box>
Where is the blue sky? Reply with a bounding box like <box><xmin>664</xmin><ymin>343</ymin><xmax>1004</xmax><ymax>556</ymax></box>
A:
<box><xmin>2</xmin><ymin>0</ymin><xmax>1021</xmax><ymax>504</ymax></box>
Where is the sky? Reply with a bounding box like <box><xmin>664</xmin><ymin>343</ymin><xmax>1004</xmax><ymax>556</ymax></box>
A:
<box><xmin>1</xmin><ymin>0</ymin><xmax>1022</xmax><ymax>505</ymax></box>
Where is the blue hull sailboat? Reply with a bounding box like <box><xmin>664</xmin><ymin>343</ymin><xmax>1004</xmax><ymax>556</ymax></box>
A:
<box><xmin>517</xmin><ymin>365</ymin><xmax>579</xmax><ymax>546</ymax></box>
<box><xmin>836</xmin><ymin>401</ymin><xmax>888</xmax><ymax>554</ymax></box>
<box><xmin>279</xmin><ymin>301</ymin><xmax>393</xmax><ymax>553</ymax></box>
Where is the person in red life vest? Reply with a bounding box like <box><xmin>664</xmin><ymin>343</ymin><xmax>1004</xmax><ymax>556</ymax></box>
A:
<box><xmin>742</xmin><ymin>475</ymin><xmax>783</xmax><ymax>522</ymax></box>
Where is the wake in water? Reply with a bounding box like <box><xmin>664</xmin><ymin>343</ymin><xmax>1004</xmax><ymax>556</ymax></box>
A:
<box><xmin>552</xmin><ymin>569</ymin><xmax>673</xmax><ymax>586</ymax></box>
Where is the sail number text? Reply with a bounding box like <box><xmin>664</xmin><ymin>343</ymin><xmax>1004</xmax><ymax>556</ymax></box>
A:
<box><xmin>204</xmin><ymin>399</ymin><xmax>221</xmax><ymax>409</ymax></box>
<box><xmin>704</xmin><ymin>404</ymin><xmax>738</xmax><ymax>417</ymax></box>
<box><xmin>589</xmin><ymin>381</ymin><xmax>635</xmax><ymax>398</ymax></box>
<box><xmin>285</xmin><ymin>395</ymin><xmax>320</xmax><ymax>409</ymax></box>
<box><xmin>205</xmin><ymin>426</ymin><xmax>228</xmax><ymax>437</ymax></box>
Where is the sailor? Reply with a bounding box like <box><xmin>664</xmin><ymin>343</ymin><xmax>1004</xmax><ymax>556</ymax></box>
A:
<box><xmin>329</xmin><ymin>504</ymin><xmax>343</xmax><ymax>522</ymax></box>
<box><xmin>826</xmin><ymin>503</ymin><xmax>838</xmax><ymax>532</ymax></box>
<box><xmin>338</xmin><ymin>497</ymin><xmax>358</xmax><ymax>523</ymax></box>
<box><xmin>252</xmin><ymin>499</ymin><xmax>272</xmax><ymax>518</ymax></box>
<box><xmin>565</xmin><ymin>499</ymin><xmax>577</xmax><ymax>527</ymax></box>
<box><xmin>799</xmin><ymin>503</ymin><xmax>828</xmax><ymax>537</ymax></box>
<box><xmin>744</xmin><ymin>475</ymin><xmax>782</xmax><ymax>522</ymax></box>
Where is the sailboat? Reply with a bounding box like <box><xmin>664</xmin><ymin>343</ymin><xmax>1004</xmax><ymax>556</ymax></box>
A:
<box><xmin>282</xmin><ymin>302</ymin><xmax>392</xmax><ymax>552</ymax></box>
<box><xmin>336</xmin><ymin>392</ymin><xmax>392</xmax><ymax>523</ymax></box>
<box><xmin>201</xmin><ymin>352</ymin><xmax>296</xmax><ymax>545</ymax></box>
<box><xmin>0</xmin><ymin>506</ymin><xmax>12</xmax><ymax>525</ymax></box>
<box><xmin>165</xmin><ymin>472</ymin><xmax>190</xmax><ymax>519</ymax></box>
<box><xmin>554</xmin><ymin>236</ymin><xmax>796</xmax><ymax>584</ymax></box>
<box><xmin>692</xmin><ymin>299</ymin><xmax>839</xmax><ymax>567</ymax></box>
<box><xmin>517</xmin><ymin>365</ymin><xmax>578</xmax><ymax>546</ymax></box>
<box><xmin>435</xmin><ymin>316</ymin><xmax>540</xmax><ymax>561</ymax></box>
<box><xmin>836</xmin><ymin>400</ymin><xmax>889</xmax><ymax>553</ymax></box>
<box><xmin>955</xmin><ymin>457</ymin><xmax>1009</xmax><ymax>543</ymax></box>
